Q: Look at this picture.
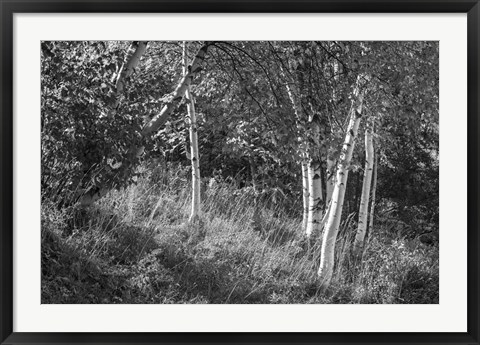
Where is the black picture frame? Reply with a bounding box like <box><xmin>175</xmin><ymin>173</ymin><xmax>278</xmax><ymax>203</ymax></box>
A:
<box><xmin>1</xmin><ymin>1</ymin><xmax>479</xmax><ymax>344</ymax></box>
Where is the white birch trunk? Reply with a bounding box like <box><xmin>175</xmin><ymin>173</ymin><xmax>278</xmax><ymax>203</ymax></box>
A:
<box><xmin>319</xmin><ymin>198</ymin><xmax>332</xmax><ymax>232</ymax></box>
<box><xmin>318</xmin><ymin>158</ymin><xmax>335</xmax><ymax>232</ymax></box>
<box><xmin>142</xmin><ymin>42</ymin><xmax>210</xmax><ymax>136</ymax></box>
<box><xmin>301</xmin><ymin>160</ymin><xmax>309</xmax><ymax>232</ymax></box>
<box><xmin>332</xmin><ymin>60</ymin><xmax>339</xmax><ymax>102</ymax></box>
<box><xmin>353</xmin><ymin>128</ymin><xmax>374</xmax><ymax>253</ymax></box>
<box><xmin>305</xmin><ymin>122</ymin><xmax>323</xmax><ymax>238</ymax></box>
<box><xmin>305</xmin><ymin>158</ymin><xmax>323</xmax><ymax>238</ymax></box>
<box><xmin>112</xmin><ymin>41</ymin><xmax>148</xmax><ymax>113</ymax></box>
<box><xmin>326</xmin><ymin>158</ymin><xmax>335</xmax><ymax>206</ymax></box>
<box><xmin>284</xmin><ymin>72</ymin><xmax>311</xmax><ymax>234</ymax></box>
<box><xmin>79</xmin><ymin>42</ymin><xmax>148</xmax><ymax>206</ymax></box>
<box><xmin>368</xmin><ymin>146</ymin><xmax>378</xmax><ymax>236</ymax></box>
<box><xmin>317</xmin><ymin>75</ymin><xmax>369</xmax><ymax>288</ymax></box>
<box><xmin>183</xmin><ymin>42</ymin><xmax>201</xmax><ymax>222</ymax></box>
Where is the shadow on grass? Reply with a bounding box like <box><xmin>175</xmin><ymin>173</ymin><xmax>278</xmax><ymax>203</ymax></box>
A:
<box><xmin>41</xmin><ymin>205</ymin><xmax>158</xmax><ymax>304</ymax></box>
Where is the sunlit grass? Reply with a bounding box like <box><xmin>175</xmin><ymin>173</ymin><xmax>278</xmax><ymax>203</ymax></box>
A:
<box><xmin>41</xmin><ymin>162</ymin><xmax>439</xmax><ymax>304</ymax></box>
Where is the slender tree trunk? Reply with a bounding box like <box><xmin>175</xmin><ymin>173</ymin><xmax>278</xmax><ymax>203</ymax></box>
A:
<box><xmin>306</xmin><ymin>158</ymin><xmax>323</xmax><ymax>238</ymax></box>
<box><xmin>319</xmin><ymin>158</ymin><xmax>335</xmax><ymax>232</ymax></box>
<box><xmin>326</xmin><ymin>158</ymin><xmax>335</xmax><ymax>206</ymax></box>
<box><xmin>183</xmin><ymin>42</ymin><xmax>201</xmax><ymax>223</ymax></box>
<box><xmin>112</xmin><ymin>41</ymin><xmax>148</xmax><ymax>114</ymax></box>
<box><xmin>318</xmin><ymin>196</ymin><xmax>332</xmax><ymax>233</ymax></box>
<box><xmin>332</xmin><ymin>60</ymin><xmax>339</xmax><ymax>102</ymax></box>
<box><xmin>284</xmin><ymin>73</ymin><xmax>311</xmax><ymax>234</ymax></box>
<box><xmin>78</xmin><ymin>42</ymin><xmax>148</xmax><ymax>206</ymax></box>
<box><xmin>301</xmin><ymin>159</ymin><xmax>309</xmax><ymax>232</ymax></box>
<box><xmin>142</xmin><ymin>42</ymin><xmax>210</xmax><ymax>136</ymax></box>
<box><xmin>367</xmin><ymin>145</ymin><xmax>378</xmax><ymax>238</ymax></box>
<box><xmin>353</xmin><ymin>128</ymin><xmax>374</xmax><ymax>254</ymax></box>
<box><xmin>305</xmin><ymin>122</ymin><xmax>323</xmax><ymax>238</ymax></box>
<box><xmin>317</xmin><ymin>74</ymin><xmax>369</xmax><ymax>288</ymax></box>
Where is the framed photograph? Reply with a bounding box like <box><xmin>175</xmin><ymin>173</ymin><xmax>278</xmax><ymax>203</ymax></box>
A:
<box><xmin>1</xmin><ymin>1</ymin><xmax>478</xmax><ymax>344</ymax></box>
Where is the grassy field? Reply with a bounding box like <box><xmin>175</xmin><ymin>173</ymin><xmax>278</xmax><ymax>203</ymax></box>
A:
<box><xmin>41</xmin><ymin>163</ymin><xmax>439</xmax><ymax>304</ymax></box>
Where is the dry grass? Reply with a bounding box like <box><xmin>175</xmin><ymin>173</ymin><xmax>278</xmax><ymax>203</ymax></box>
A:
<box><xmin>41</xmin><ymin>162</ymin><xmax>439</xmax><ymax>304</ymax></box>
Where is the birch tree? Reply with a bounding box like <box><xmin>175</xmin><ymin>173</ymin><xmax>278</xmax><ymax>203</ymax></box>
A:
<box><xmin>284</xmin><ymin>75</ymin><xmax>310</xmax><ymax>233</ymax></box>
<box><xmin>281</xmin><ymin>44</ymin><xmax>325</xmax><ymax>239</ymax></box>
<box><xmin>111</xmin><ymin>41</ymin><xmax>148</xmax><ymax>115</ymax></box>
<box><xmin>305</xmin><ymin>121</ymin><xmax>323</xmax><ymax>239</ymax></box>
<box><xmin>317</xmin><ymin>74</ymin><xmax>370</xmax><ymax>288</ymax></box>
<box><xmin>78</xmin><ymin>42</ymin><xmax>211</xmax><ymax>205</ymax></box>
<box><xmin>142</xmin><ymin>42</ymin><xmax>210</xmax><ymax>136</ymax></box>
<box><xmin>301</xmin><ymin>161</ymin><xmax>310</xmax><ymax>231</ymax></box>
<box><xmin>368</xmin><ymin>145</ymin><xmax>378</xmax><ymax>236</ymax></box>
<box><xmin>79</xmin><ymin>41</ymin><xmax>148</xmax><ymax>205</ymax></box>
<box><xmin>326</xmin><ymin>158</ymin><xmax>336</xmax><ymax>206</ymax></box>
<box><xmin>353</xmin><ymin>126</ymin><xmax>374</xmax><ymax>254</ymax></box>
<box><xmin>319</xmin><ymin>158</ymin><xmax>336</xmax><ymax>232</ymax></box>
<box><xmin>183</xmin><ymin>41</ymin><xmax>202</xmax><ymax>222</ymax></box>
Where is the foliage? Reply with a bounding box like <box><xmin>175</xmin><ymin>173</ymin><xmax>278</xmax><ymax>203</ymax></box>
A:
<box><xmin>41</xmin><ymin>41</ymin><xmax>187</xmax><ymax>204</ymax></box>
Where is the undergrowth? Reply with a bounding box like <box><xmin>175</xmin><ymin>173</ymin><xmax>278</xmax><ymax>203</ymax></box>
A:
<box><xmin>41</xmin><ymin>162</ymin><xmax>439</xmax><ymax>304</ymax></box>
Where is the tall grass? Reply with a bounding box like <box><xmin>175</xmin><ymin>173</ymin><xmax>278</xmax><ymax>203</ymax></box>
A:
<box><xmin>41</xmin><ymin>162</ymin><xmax>439</xmax><ymax>304</ymax></box>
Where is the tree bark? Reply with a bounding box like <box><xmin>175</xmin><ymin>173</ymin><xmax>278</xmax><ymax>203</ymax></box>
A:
<box><xmin>353</xmin><ymin>128</ymin><xmax>374</xmax><ymax>254</ymax></box>
<box><xmin>332</xmin><ymin>60</ymin><xmax>339</xmax><ymax>102</ymax></box>
<box><xmin>283</xmin><ymin>73</ymin><xmax>311</xmax><ymax>234</ymax></box>
<box><xmin>317</xmin><ymin>74</ymin><xmax>369</xmax><ymax>288</ymax></box>
<box><xmin>367</xmin><ymin>145</ymin><xmax>378</xmax><ymax>238</ymax></box>
<box><xmin>320</xmin><ymin>158</ymin><xmax>335</xmax><ymax>232</ymax></box>
<box><xmin>326</xmin><ymin>158</ymin><xmax>335</xmax><ymax>207</ymax></box>
<box><xmin>142</xmin><ymin>42</ymin><xmax>210</xmax><ymax>136</ymax></box>
<box><xmin>112</xmin><ymin>41</ymin><xmax>148</xmax><ymax>114</ymax></box>
<box><xmin>305</xmin><ymin>123</ymin><xmax>323</xmax><ymax>238</ymax></box>
<box><xmin>301</xmin><ymin>160</ymin><xmax>309</xmax><ymax>232</ymax></box>
<box><xmin>183</xmin><ymin>42</ymin><xmax>202</xmax><ymax>223</ymax></box>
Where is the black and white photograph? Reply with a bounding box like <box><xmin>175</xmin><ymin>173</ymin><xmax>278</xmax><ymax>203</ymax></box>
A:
<box><xmin>41</xmin><ymin>40</ymin><xmax>439</xmax><ymax>304</ymax></box>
